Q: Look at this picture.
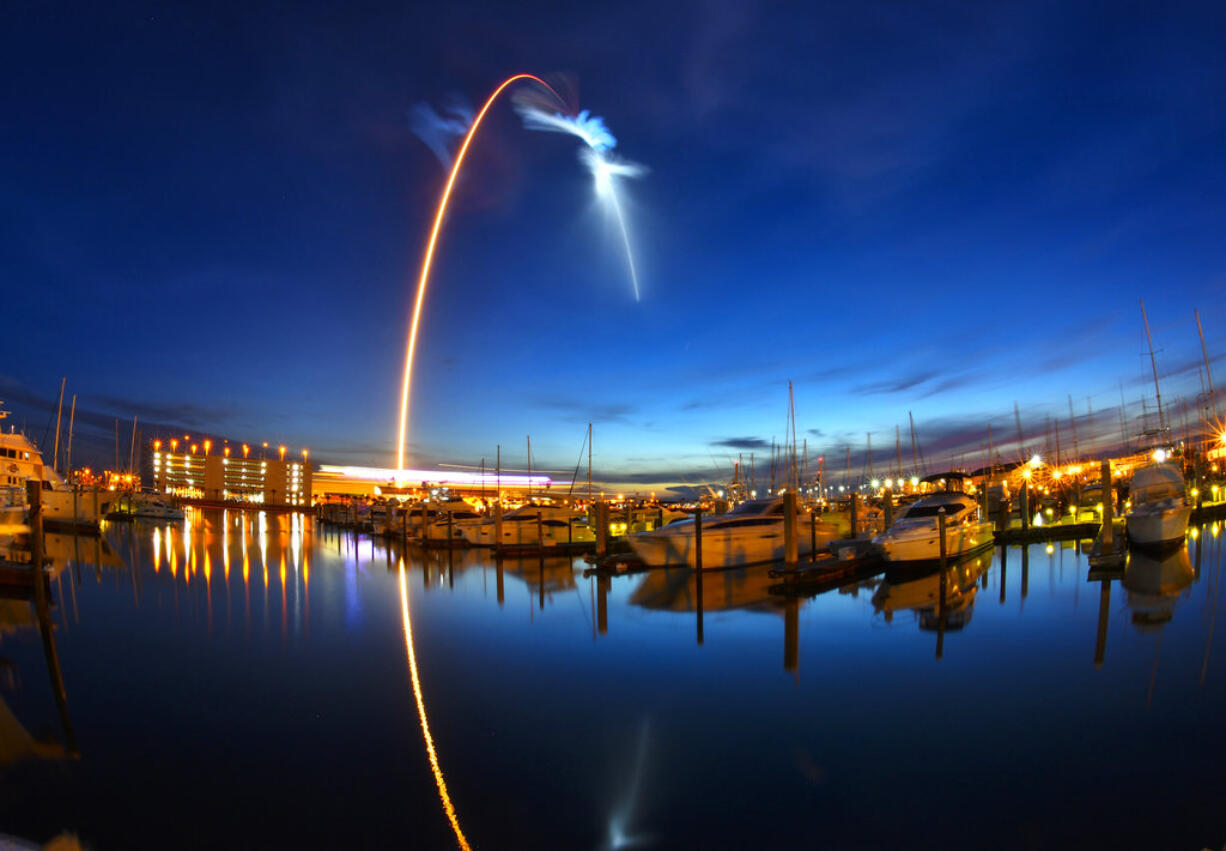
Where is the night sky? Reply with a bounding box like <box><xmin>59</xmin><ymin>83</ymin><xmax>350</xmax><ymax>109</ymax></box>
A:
<box><xmin>4</xmin><ymin>1</ymin><xmax>1225</xmax><ymax>491</ymax></box>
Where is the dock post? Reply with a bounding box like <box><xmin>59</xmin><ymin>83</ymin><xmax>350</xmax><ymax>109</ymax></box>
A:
<box><xmin>657</xmin><ymin>507</ymin><xmax>664</xmax><ymax>530</ymax></box>
<box><xmin>26</xmin><ymin>482</ymin><xmax>45</xmax><ymax>598</ymax></box>
<box><xmin>424</xmin><ymin>500</ymin><xmax>431</xmax><ymax>547</ymax></box>
<box><xmin>1100</xmin><ymin>460</ymin><xmax>1114</xmax><ymax>555</ymax></box>
<box><xmin>401</xmin><ymin>505</ymin><xmax>407</xmax><ymax>544</ymax></box>
<box><xmin>595</xmin><ymin>502</ymin><xmax>608</xmax><ymax>558</ymax></box>
<box><xmin>999</xmin><ymin>544</ymin><xmax>1007</xmax><ymax>604</ymax></box>
<box><xmin>494</xmin><ymin>501</ymin><xmax>503</xmax><ymax>555</ymax></box>
<box><xmin>1021</xmin><ymin>483</ymin><xmax>1030</xmax><ymax>533</ymax></box>
<box><xmin>624</xmin><ymin>502</ymin><xmax>632</xmax><ymax>536</ymax></box>
<box><xmin>568</xmin><ymin>515</ymin><xmax>573</xmax><ymax>544</ymax></box>
<box><xmin>72</xmin><ymin>486</ymin><xmax>79</xmax><ymax>528</ymax></box>
<box><xmin>848</xmin><ymin>493</ymin><xmax>858</xmax><ymax>539</ymax></box>
<box><xmin>883</xmin><ymin>486</ymin><xmax>893</xmax><ymax>529</ymax></box>
<box><xmin>938</xmin><ymin>508</ymin><xmax>947</xmax><ymax>572</ymax></box>
<box><xmin>693</xmin><ymin>507</ymin><xmax>703</xmax><ymax>571</ymax></box>
<box><xmin>537</xmin><ymin>510</ymin><xmax>544</xmax><ymax>550</ymax></box>
<box><xmin>92</xmin><ymin>485</ymin><xmax>99</xmax><ymax>529</ymax></box>
<box><xmin>783</xmin><ymin>491</ymin><xmax>798</xmax><ymax>566</ymax></box>
<box><xmin>694</xmin><ymin>507</ymin><xmax>704</xmax><ymax>644</ymax></box>
<box><xmin>810</xmin><ymin>508</ymin><xmax>817</xmax><ymax>563</ymax></box>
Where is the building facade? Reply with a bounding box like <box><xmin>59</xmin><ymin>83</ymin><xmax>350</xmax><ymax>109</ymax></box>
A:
<box><xmin>153</xmin><ymin>446</ymin><xmax>311</xmax><ymax>507</ymax></box>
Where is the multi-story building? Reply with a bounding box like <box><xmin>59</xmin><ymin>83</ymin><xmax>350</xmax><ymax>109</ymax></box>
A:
<box><xmin>152</xmin><ymin>441</ymin><xmax>312</xmax><ymax>507</ymax></box>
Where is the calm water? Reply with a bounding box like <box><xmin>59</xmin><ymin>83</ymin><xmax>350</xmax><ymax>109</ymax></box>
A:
<box><xmin>1</xmin><ymin>510</ymin><xmax>1224</xmax><ymax>849</ymax></box>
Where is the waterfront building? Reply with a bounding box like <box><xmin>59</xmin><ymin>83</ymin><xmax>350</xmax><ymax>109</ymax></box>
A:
<box><xmin>152</xmin><ymin>441</ymin><xmax>312</xmax><ymax>507</ymax></box>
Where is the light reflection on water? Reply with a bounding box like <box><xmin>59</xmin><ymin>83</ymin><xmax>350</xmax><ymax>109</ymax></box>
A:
<box><xmin>0</xmin><ymin>510</ymin><xmax>1222</xmax><ymax>848</ymax></box>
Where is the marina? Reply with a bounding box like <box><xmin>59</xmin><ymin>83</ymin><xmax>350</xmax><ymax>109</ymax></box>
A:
<box><xmin>0</xmin><ymin>506</ymin><xmax>1223</xmax><ymax>847</ymax></box>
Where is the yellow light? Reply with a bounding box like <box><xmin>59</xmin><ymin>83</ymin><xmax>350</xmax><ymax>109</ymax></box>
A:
<box><xmin>190</xmin><ymin>443</ymin><xmax>198</xmax><ymax>454</ymax></box>
<box><xmin>203</xmin><ymin>440</ymin><xmax>212</xmax><ymax>455</ymax></box>
<box><xmin>153</xmin><ymin>439</ymin><xmax>162</xmax><ymax>451</ymax></box>
<box><xmin>279</xmin><ymin>445</ymin><xmax>287</xmax><ymax>461</ymax></box>
<box><xmin>242</xmin><ymin>444</ymin><xmax>250</xmax><ymax>458</ymax></box>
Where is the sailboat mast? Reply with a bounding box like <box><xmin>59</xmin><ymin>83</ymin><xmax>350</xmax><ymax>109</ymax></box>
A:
<box><xmin>1196</xmin><ymin>308</ymin><xmax>1218</xmax><ymax>421</ymax></box>
<box><xmin>587</xmin><ymin>423</ymin><xmax>593</xmax><ymax>502</ymax></box>
<box><xmin>128</xmin><ymin>416</ymin><xmax>138</xmax><ymax>473</ymax></box>
<box><xmin>65</xmin><ymin>395</ymin><xmax>76</xmax><ymax>476</ymax></box>
<box><xmin>1140</xmin><ymin>299</ymin><xmax>1167</xmax><ymax>436</ymax></box>
<box><xmin>908</xmin><ymin>411</ymin><xmax>919</xmax><ymax>476</ymax></box>
<box><xmin>52</xmin><ymin>378</ymin><xmax>65</xmax><ymax>474</ymax></box>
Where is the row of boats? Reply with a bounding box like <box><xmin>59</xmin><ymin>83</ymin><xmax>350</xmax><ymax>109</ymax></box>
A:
<box><xmin>322</xmin><ymin>456</ymin><xmax>1199</xmax><ymax>570</ymax></box>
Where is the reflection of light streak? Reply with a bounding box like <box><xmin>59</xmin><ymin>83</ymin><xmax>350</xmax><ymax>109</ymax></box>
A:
<box><xmin>153</xmin><ymin>528</ymin><xmax>161</xmax><ymax>573</ymax></box>
<box><xmin>603</xmin><ymin>719</ymin><xmax>652</xmax><ymax>850</ymax></box>
<box><xmin>398</xmin><ymin>562</ymin><xmax>471</xmax><ymax>850</ymax></box>
<box><xmin>396</xmin><ymin>73</ymin><xmax>564</xmax><ymax>470</ymax></box>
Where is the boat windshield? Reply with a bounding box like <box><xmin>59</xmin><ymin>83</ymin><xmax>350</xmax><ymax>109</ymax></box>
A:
<box><xmin>905</xmin><ymin>501</ymin><xmax>971</xmax><ymax>518</ymax></box>
<box><xmin>724</xmin><ymin>499</ymin><xmax>780</xmax><ymax>517</ymax></box>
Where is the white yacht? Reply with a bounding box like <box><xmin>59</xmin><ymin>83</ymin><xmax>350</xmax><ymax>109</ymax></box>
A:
<box><xmin>627</xmin><ymin>497</ymin><xmax>841</xmax><ymax>569</ymax></box>
<box><xmin>460</xmin><ymin>503</ymin><xmax>594</xmax><ymax>547</ymax></box>
<box><xmin>872</xmin><ymin>475</ymin><xmax>993</xmax><ymax>563</ymax></box>
<box><xmin>1125</xmin><ymin>462</ymin><xmax>1191</xmax><ymax>548</ymax></box>
<box><xmin>0</xmin><ymin>427</ymin><xmax>117</xmax><ymax>529</ymax></box>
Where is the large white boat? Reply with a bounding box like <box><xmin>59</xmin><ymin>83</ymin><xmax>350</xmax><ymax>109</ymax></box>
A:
<box><xmin>1125</xmin><ymin>462</ymin><xmax>1191</xmax><ymax>548</ymax></box>
<box><xmin>0</xmin><ymin>427</ymin><xmax>117</xmax><ymax>529</ymax></box>
<box><xmin>627</xmin><ymin>497</ymin><xmax>841</xmax><ymax>569</ymax></box>
<box><xmin>872</xmin><ymin>476</ymin><xmax>993</xmax><ymax>563</ymax></box>
<box><xmin>460</xmin><ymin>503</ymin><xmax>594</xmax><ymax>547</ymax></box>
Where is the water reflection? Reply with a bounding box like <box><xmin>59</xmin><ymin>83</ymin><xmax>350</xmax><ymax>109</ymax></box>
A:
<box><xmin>397</xmin><ymin>561</ymin><xmax>471</xmax><ymax>850</ymax></box>
<box><xmin>1122</xmin><ymin>546</ymin><xmax>1194</xmax><ymax>631</ymax></box>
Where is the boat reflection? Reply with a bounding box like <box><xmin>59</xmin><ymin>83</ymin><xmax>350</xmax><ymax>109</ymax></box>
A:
<box><xmin>1122</xmin><ymin>544</ymin><xmax>1194</xmax><ymax>632</ymax></box>
<box><xmin>872</xmin><ymin>552</ymin><xmax>989</xmax><ymax>632</ymax></box>
<box><xmin>629</xmin><ymin>565</ymin><xmax>783</xmax><ymax>615</ymax></box>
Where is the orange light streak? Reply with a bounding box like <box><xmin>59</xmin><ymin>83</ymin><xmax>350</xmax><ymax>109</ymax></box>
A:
<box><xmin>398</xmin><ymin>562</ymin><xmax>471</xmax><ymax>850</ymax></box>
<box><xmin>396</xmin><ymin>73</ymin><xmax>564</xmax><ymax>470</ymax></box>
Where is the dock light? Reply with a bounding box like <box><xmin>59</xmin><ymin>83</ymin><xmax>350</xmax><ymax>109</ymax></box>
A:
<box><xmin>153</xmin><ymin>439</ymin><xmax>162</xmax><ymax>451</ymax></box>
<box><xmin>170</xmin><ymin>439</ymin><xmax>178</xmax><ymax>452</ymax></box>
<box><xmin>224</xmin><ymin>446</ymin><xmax>231</xmax><ymax>458</ymax></box>
<box><xmin>1029</xmin><ymin>454</ymin><xmax>1042</xmax><ymax>467</ymax></box>
<box><xmin>190</xmin><ymin>444</ymin><xmax>198</xmax><ymax>454</ymax></box>
<box><xmin>302</xmin><ymin>449</ymin><xmax>309</xmax><ymax>460</ymax></box>
<box><xmin>184</xmin><ymin>434</ymin><xmax>190</xmax><ymax>441</ymax></box>
<box><xmin>1153</xmin><ymin>448</ymin><xmax>1167</xmax><ymax>463</ymax></box>
<box><xmin>871</xmin><ymin>479</ymin><xmax>880</xmax><ymax>489</ymax></box>
<box><xmin>910</xmin><ymin>477</ymin><xmax>918</xmax><ymax>487</ymax></box>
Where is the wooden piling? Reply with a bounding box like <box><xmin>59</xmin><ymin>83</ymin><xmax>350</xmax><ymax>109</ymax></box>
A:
<box><xmin>883</xmin><ymin>486</ymin><xmax>893</xmax><ymax>529</ymax></box>
<box><xmin>595</xmin><ymin>501</ymin><xmax>608</xmax><ymax>558</ymax></box>
<box><xmin>783</xmin><ymin>491</ymin><xmax>798</xmax><ymax>566</ymax></box>
<box><xmin>1021</xmin><ymin>483</ymin><xmax>1030</xmax><ymax>533</ymax></box>
<box><xmin>693</xmin><ymin>507</ymin><xmax>703</xmax><ymax>571</ymax></box>
<box><xmin>26</xmin><ymin>482</ymin><xmax>45</xmax><ymax>591</ymax></box>
<box><xmin>938</xmin><ymin>508</ymin><xmax>947</xmax><ymax>572</ymax></box>
<box><xmin>809</xmin><ymin>508</ymin><xmax>817</xmax><ymax>563</ymax></box>
<box><xmin>536</xmin><ymin>510</ymin><xmax>543</xmax><ymax>549</ymax></box>
<box><xmin>495</xmin><ymin>501</ymin><xmax>504</xmax><ymax>555</ymax></box>
<box><xmin>1100</xmin><ymin>459</ymin><xmax>1114</xmax><ymax>554</ymax></box>
<box><xmin>848</xmin><ymin>493</ymin><xmax>858</xmax><ymax>539</ymax></box>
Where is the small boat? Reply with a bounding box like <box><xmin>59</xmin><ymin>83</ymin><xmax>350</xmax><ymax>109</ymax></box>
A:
<box><xmin>627</xmin><ymin>497</ymin><xmax>841</xmax><ymax>569</ymax></box>
<box><xmin>109</xmin><ymin>490</ymin><xmax>185</xmax><ymax>521</ymax></box>
<box><xmin>872</xmin><ymin>473</ymin><xmax>993</xmax><ymax>563</ymax></box>
<box><xmin>1125</xmin><ymin>462</ymin><xmax>1191</xmax><ymax>548</ymax></box>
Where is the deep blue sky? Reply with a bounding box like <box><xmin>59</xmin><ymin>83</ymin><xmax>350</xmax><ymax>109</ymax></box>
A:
<box><xmin>3</xmin><ymin>0</ymin><xmax>1225</xmax><ymax>489</ymax></box>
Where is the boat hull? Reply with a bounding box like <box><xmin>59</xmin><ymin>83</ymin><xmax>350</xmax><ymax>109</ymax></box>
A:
<box><xmin>878</xmin><ymin>521</ymin><xmax>995</xmax><ymax>563</ymax></box>
<box><xmin>628</xmin><ymin>521</ymin><xmax>840</xmax><ymax>569</ymax></box>
<box><xmin>1125</xmin><ymin>504</ymin><xmax>1191</xmax><ymax>548</ymax></box>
